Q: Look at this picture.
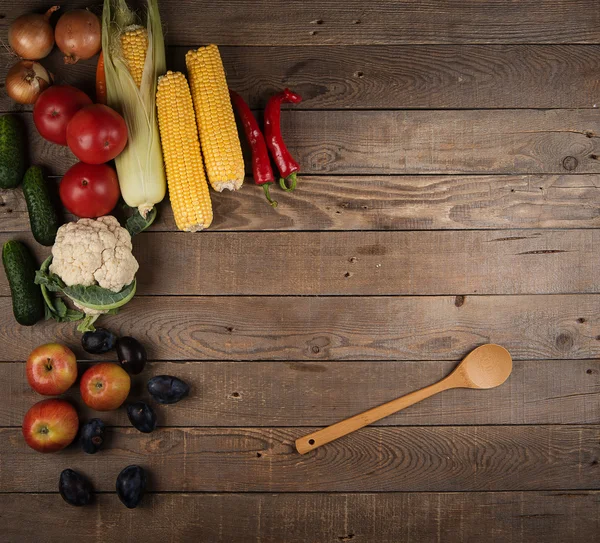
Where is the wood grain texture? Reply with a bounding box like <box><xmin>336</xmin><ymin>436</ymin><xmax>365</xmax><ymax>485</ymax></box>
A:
<box><xmin>0</xmin><ymin>295</ymin><xmax>598</xmax><ymax>362</ymax></box>
<box><xmin>8</xmin><ymin>109</ymin><xmax>600</xmax><ymax>176</ymax></box>
<box><xmin>283</xmin><ymin>109</ymin><xmax>600</xmax><ymax>175</ymax></box>
<box><xmin>211</xmin><ymin>45</ymin><xmax>600</xmax><ymax>109</ymax></box>
<box><xmin>3</xmin><ymin>174</ymin><xmax>600</xmax><ymax>232</ymax></box>
<box><xmin>1</xmin><ymin>359</ymin><xmax>597</xmax><ymax>428</ymax></box>
<box><xmin>3</xmin><ymin>45</ymin><xmax>600</xmax><ymax>111</ymax></box>
<box><xmin>128</xmin><ymin>229</ymin><xmax>600</xmax><ymax>296</ymax></box>
<box><xmin>2</xmin><ymin>0</ymin><xmax>599</xmax><ymax>45</ymax></box>
<box><xmin>1</xmin><ymin>425</ymin><xmax>598</xmax><ymax>492</ymax></box>
<box><xmin>1</xmin><ymin>229</ymin><xmax>598</xmax><ymax>296</ymax></box>
<box><xmin>1</xmin><ymin>492</ymin><xmax>598</xmax><ymax>543</ymax></box>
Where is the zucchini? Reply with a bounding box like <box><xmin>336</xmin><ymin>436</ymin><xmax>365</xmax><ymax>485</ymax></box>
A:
<box><xmin>23</xmin><ymin>166</ymin><xmax>59</xmax><ymax>246</ymax></box>
<box><xmin>2</xmin><ymin>240</ymin><xmax>44</xmax><ymax>326</ymax></box>
<box><xmin>0</xmin><ymin>115</ymin><xmax>25</xmax><ymax>189</ymax></box>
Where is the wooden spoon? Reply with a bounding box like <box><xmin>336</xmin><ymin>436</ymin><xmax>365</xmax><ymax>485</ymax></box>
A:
<box><xmin>295</xmin><ymin>344</ymin><xmax>512</xmax><ymax>455</ymax></box>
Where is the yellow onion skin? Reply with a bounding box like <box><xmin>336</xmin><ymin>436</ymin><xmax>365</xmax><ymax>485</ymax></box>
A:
<box><xmin>55</xmin><ymin>9</ymin><xmax>102</xmax><ymax>64</ymax></box>
<box><xmin>8</xmin><ymin>7</ymin><xmax>59</xmax><ymax>60</ymax></box>
<box><xmin>5</xmin><ymin>60</ymin><xmax>52</xmax><ymax>105</ymax></box>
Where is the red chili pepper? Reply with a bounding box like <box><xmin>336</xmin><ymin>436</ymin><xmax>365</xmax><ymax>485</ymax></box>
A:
<box><xmin>229</xmin><ymin>90</ymin><xmax>277</xmax><ymax>207</ymax></box>
<box><xmin>96</xmin><ymin>51</ymin><xmax>107</xmax><ymax>105</ymax></box>
<box><xmin>264</xmin><ymin>88</ymin><xmax>302</xmax><ymax>192</ymax></box>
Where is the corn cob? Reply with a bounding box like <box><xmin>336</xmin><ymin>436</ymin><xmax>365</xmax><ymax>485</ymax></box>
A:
<box><xmin>156</xmin><ymin>71</ymin><xmax>213</xmax><ymax>231</ymax></box>
<box><xmin>103</xmin><ymin>0</ymin><xmax>166</xmax><ymax>217</ymax></box>
<box><xmin>185</xmin><ymin>44</ymin><xmax>244</xmax><ymax>192</ymax></box>
<box><xmin>120</xmin><ymin>25</ymin><xmax>148</xmax><ymax>88</ymax></box>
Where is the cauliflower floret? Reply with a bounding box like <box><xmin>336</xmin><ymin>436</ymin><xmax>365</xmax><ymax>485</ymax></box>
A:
<box><xmin>50</xmin><ymin>216</ymin><xmax>139</xmax><ymax>292</ymax></box>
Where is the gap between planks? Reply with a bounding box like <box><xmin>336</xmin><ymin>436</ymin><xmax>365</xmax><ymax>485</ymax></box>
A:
<box><xmin>2</xmin><ymin>489</ymin><xmax>599</xmax><ymax>495</ymax></box>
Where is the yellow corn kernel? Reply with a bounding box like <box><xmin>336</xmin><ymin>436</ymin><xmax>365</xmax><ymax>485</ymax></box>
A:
<box><xmin>185</xmin><ymin>44</ymin><xmax>244</xmax><ymax>192</ymax></box>
<box><xmin>120</xmin><ymin>25</ymin><xmax>148</xmax><ymax>88</ymax></box>
<box><xmin>156</xmin><ymin>71</ymin><xmax>213</xmax><ymax>232</ymax></box>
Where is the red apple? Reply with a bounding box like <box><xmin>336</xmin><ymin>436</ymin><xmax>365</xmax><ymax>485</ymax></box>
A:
<box><xmin>27</xmin><ymin>343</ymin><xmax>78</xmax><ymax>396</ymax></box>
<box><xmin>80</xmin><ymin>363</ymin><xmax>131</xmax><ymax>411</ymax></box>
<box><xmin>22</xmin><ymin>399</ymin><xmax>79</xmax><ymax>453</ymax></box>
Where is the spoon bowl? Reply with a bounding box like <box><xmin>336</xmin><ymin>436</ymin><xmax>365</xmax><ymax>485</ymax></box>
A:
<box><xmin>450</xmin><ymin>344</ymin><xmax>513</xmax><ymax>390</ymax></box>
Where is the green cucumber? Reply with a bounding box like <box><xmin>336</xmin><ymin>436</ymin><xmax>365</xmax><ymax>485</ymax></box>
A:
<box><xmin>23</xmin><ymin>166</ymin><xmax>59</xmax><ymax>246</ymax></box>
<box><xmin>0</xmin><ymin>115</ymin><xmax>25</xmax><ymax>189</ymax></box>
<box><xmin>2</xmin><ymin>240</ymin><xmax>44</xmax><ymax>326</ymax></box>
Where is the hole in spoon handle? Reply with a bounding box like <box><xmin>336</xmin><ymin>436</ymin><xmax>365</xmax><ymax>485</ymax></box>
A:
<box><xmin>296</xmin><ymin>434</ymin><xmax>319</xmax><ymax>454</ymax></box>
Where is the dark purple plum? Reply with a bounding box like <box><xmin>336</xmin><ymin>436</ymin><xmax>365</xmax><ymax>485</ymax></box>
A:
<box><xmin>82</xmin><ymin>328</ymin><xmax>117</xmax><ymax>354</ymax></box>
<box><xmin>116</xmin><ymin>336</ymin><xmax>147</xmax><ymax>375</ymax></box>
<box><xmin>127</xmin><ymin>401</ymin><xmax>157</xmax><ymax>433</ymax></box>
<box><xmin>80</xmin><ymin>418</ymin><xmax>105</xmax><ymax>454</ymax></box>
<box><xmin>116</xmin><ymin>465</ymin><xmax>147</xmax><ymax>509</ymax></box>
<box><xmin>59</xmin><ymin>469</ymin><xmax>93</xmax><ymax>506</ymax></box>
<box><xmin>147</xmin><ymin>375</ymin><xmax>189</xmax><ymax>404</ymax></box>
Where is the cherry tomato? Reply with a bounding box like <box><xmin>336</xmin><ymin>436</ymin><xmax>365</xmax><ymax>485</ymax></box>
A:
<box><xmin>33</xmin><ymin>86</ymin><xmax>92</xmax><ymax>146</ymax></box>
<box><xmin>60</xmin><ymin>162</ymin><xmax>120</xmax><ymax>218</ymax></box>
<box><xmin>66</xmin><ymin>104</ymin><xmax>128</xmax><ymax>164</ymax></box>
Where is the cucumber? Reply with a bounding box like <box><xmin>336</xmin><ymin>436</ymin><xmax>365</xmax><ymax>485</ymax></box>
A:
<box><xmin>2</xmin><ymin>240</ymin><xmax>44</xmax><ymax>326</ymax></box>
<box><xmin>0</xmin><ymin>115</ymin><xmax>25</xmax><ymax>189</ymax></box>
<box><xmin>23</xmin><ymin>166</ymin><xmax>59</xmax><ymax>246</ymax></box>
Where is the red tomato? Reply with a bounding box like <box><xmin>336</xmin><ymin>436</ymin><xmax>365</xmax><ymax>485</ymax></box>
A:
<box><xmin>33</xmin><ymin>86</ymin><xmax>93</xmax><ymax>146</ymax></box>
<box><xmin>66</xmin><ymin>104</ymin><xmax>128</xmax><ymax>164</ymax></box>
<box><xmin>60</xmin><ymin>162</ymin><xmax>120</xmax><ymax>218</ymax></box>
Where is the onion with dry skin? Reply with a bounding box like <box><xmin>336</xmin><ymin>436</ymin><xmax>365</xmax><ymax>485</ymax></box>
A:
<box><xmin>55</xmin><ymin>9</ymin><xmax>101</xmax><ymax>64</ymax></box>
<box><xmin>8</xmin><ymin>6</ymin><xmax>60</xmax><ymax>60</ymax></box>
<box><xmin>5</xmin><ymin>60</ymin><xmax>52</xmax><ymax>104</ymax></box>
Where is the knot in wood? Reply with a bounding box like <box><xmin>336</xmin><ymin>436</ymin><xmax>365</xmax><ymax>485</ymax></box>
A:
<box><xmin>309</xmin><ymin>149</ymin><xmax>337</xmax><ymax>171</ymax></box>
<box><xmin>562</xmin><ymin>156</ymin><xmax>578</xmax><ymax>171</ymax></box>
<box><xmin>555</xmin><ymin>332</ymin><xmax>574</xmax><ymax>352</ymax></box>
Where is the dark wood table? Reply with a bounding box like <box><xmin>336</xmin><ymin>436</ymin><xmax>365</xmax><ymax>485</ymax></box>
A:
<box><xmin>0</xmin><ymin>1</ymin><xmax>599</xmax><ymax>541</ymax></box>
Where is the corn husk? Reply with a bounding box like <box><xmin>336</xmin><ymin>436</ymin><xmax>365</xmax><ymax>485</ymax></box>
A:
<box><xmin>102</xmin><ymin>0</ymin><xmax>166</xmax><ymax>217</ymax></box>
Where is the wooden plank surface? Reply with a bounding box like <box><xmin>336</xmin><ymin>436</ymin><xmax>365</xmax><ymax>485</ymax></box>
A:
<box><xmin>2</xmin><ymin>0</ymin><xmax>599</xmax><ymax>45</ymax></box>
<box><xmin>3</xmin><ymin>45</ymin><xmax>600</xmax><ymax>111</ymax></box>
<box><xmin>0</xmin><ymin>0</ymin><xmax>598</xmax><ymax>539</ymax></box>
<box><xmin>1</xmin><ymin>492</ymin><xmax>598</xmax><ymax>543</ymax></box>
<box><xmin>8</xmin><ymin>109</ymin><xmax>600</xmax><ymax>176</ymax></box>
<box><xmin>1</xmin><ymin>229</ymin><xmax>598</xmax><ymax>296</ymax></box>
<box><xmin>1</xmin><ymin>425</ymin><xmax>598</xmax><ymax>492</ymax></box>
<box><xmin>3</xmin><ymin>173</ymin><xmax>600</xmax><ymax>232</ymax></box>
<box><xmin>125</xmin><ymin>229</ymin><xmax>600</xmax><ymax>295</ymax></box>
<box><xmin>1</xmin><ymin>359</ymin><xmax>597</xmax><ymax>428</ymax></box>
<box><xmin>0</xmin><ymin>294</ymin><xmax>597</xmax><ymax>362</ymax></box>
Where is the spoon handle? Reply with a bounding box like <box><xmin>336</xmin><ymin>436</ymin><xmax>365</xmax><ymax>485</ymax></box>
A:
<box><xmin>296</xmin><ymin>378</ymin><xmax>454</xmax><ymax>454</ymax></box>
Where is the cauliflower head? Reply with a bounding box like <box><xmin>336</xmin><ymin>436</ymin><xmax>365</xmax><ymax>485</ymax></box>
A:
<box><xmin>50</xmin><ymin>216</ymin><xmax>139</xmax><ymax>292</ymax></box>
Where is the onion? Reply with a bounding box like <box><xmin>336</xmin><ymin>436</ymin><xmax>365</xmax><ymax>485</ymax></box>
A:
<box><xmin>55</xmin><ymin>9</ymin><xmax>101</xmax><ymax>64</ymax></box>
<box><xmin>8</xmin><ymin>6</ymin><xmax>60</xmax><ymax>60</ymax></box>
<box><xmin>5</xmin><ymin>60</ymin><xmax>52</xmax><ymax>104</ymax></box>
